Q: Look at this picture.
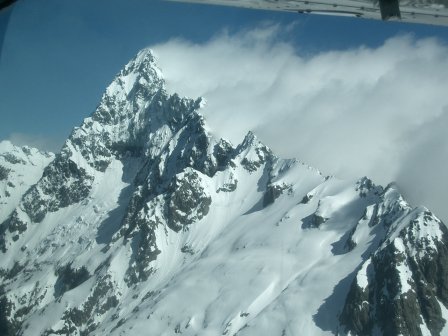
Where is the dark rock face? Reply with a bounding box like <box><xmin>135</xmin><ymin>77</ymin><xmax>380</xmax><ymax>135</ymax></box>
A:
<box><xmin>300</xmin><ymin>193</ymin><xmax>313</xmax><ymax>204</ymax></box>
<box><xmin>69</xmin><ymin>130</ymin><xmax>112</xmax><ymax>173</ymax></box>
<box><xmin>108</xmin><ymin>111</ymin><xmax>227</xmax><ymax>285</ymax></box>
<box><xmin>301</xmin><ymin>213</ymin><xmax>328</xmax><ymax>229</ymax></box>
<box><xmin>46</xmin><ymin>274</ymin><xmax>119</xmax><ymax>335</ymax></box>
<box><xmin>356</xmin><ymin>176</ymin><xmax>382</xmax><ymax>198</ymax></box>
<box><xmin>1</xmin><ymin>153</ymin><xmax>26</xmax><ymax>165</ymax></box>
<box><xmin>0</xmin><ymin>154</ymin><xmax>94</xmax><ymax>247</ymax></box>
<box><xmin>24</xmin><ymin>156</ymin><xmax>93</xmax><ymax>222</ymax></box>
<box><xmin>0</xmin><ymin>262</ymin><xmax>49</xmax><ymax>336</ymax></box>
<box><xmin>217</xmin><ymin>173</ymin><xmax>238</xmax><ymax>193</ymax></box>
<box><xmin>124</xmin><ymin>216</ymin><xmax>161</xmax><ymax>285</ymax></box>
<box><xmin>237</xmin><ymin>132</ymin><xmax>272</xmax><ymax>173</ymax></box>
<box><xmin>2</xmin><ymin>211</ymin><xmax>27</xmax><ymax>237</ymax></box>
<box><xmin>344</xmin><ymin>228</ymin><xmax>358</xmax><ymax>252</ymax></box>
<box><xmin>0</xmin><ymin>165</ymin><xmax>9</xmax><ymax>181</ymax></box>
<box><xmin>339</xmin><ymin>271</ymin><xmax>373</xmax><ymax>336</ymax></box>
<box><xmin>54</xmin><ymin>264</ymin><xmax>91</xmax><ymax>297</ymax></box>
<box><xmin>0</xmin><ymin>295</ymin><xmax>19</xmax><ymax>336</ymax></box>
<box><xmin>166</xmin><ymin>171</ymin><xmax>211</xmax><ymax>232</ymax></box>
<box><xmin>301</xmin><ymin>199</ymin><xmax>329</xmax><ymax>230</ymax></box>
<box><xmin>214</xmin><ymin>139</ymin><xmax>234</xmax><ymax>171</ymax></box>
<box><xmin>340</xmin><ymin>211</ymin><xmax>448</xmax><ymax>336</ymax></box>
<box><xmin>263</xmin><ymin>183</ymin><xmax>292</xmax><ymax>207</ymax></box>
<box><xmin>162</xmin><ymin>113</ymin><xmax>220</xmax><ymax>178</ymax></box>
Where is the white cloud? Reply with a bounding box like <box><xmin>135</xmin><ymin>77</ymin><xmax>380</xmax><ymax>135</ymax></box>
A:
<box><xmin>151</xmin><ymin>24</ymin><xmax>448</xmax><ymax>222</ymax></box>
<box><xmin>8</xmin><ymin>132</ymin><xmax>63</xmax><ymax>153</ymax></box>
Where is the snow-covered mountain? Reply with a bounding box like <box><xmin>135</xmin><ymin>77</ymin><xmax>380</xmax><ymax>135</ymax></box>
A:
<box><xmin>0</xmin><ymin>142</ymin><xmax>54</xmax><ymax>225</ymax></box>
<box><xmin>1</xmin><ymin>49</ymin><xmax>447</xmax><ymax>336</ymax></box>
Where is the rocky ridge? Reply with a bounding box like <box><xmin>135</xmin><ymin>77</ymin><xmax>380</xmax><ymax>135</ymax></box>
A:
<box><xmin>0</xmin><ymin>49</ymin><xmax>447</xmax><ymax>336</ymax></box>
<box><xmin>0</xmin><ymin>141</ymin><xmax>54</xmax><ymax>225</ymax></box>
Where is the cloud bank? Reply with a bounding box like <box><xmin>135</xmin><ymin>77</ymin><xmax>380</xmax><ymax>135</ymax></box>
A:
<box><xmin>152</xmin><ymin>24</ymin><xmax>448</xmax><ymax>222</ymax></box>
<box><xmin>8</xmin><ymin>132</ymin><xmax>64</xmax><ymax>154</ymax></box>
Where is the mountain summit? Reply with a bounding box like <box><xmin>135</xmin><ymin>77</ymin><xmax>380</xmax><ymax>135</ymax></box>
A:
<box><xmin>1</xmin><ymin>50</ymin><xmax>447</xmax><ymax>336</ymax></box>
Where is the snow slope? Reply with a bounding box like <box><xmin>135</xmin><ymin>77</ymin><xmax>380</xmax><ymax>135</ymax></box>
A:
<box><xmin>1</xmin><ymin>49</ymin><xmax>447</xmax><ymax>336</ymax></box>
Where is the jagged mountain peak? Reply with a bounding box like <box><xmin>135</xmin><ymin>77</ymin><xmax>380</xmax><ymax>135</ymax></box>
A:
<box><xmin>0</xmin><ymin>140</ymin><xmax>18</xmax><ymax>153</ymax></box>
<box><xmin>234</xmin><ymin>131</ymin><xmax>274</xmax><ymax>172</ymax></box>
<box><xmin>0</xmin><ymin>142</ymin><xmax>54</xmax><ymax>228</ymax></box>
<box><xmin>121</xmin><ymin>48</ymin><xmax>160</xmax><ymax>76</ymax></box>
<box><xmin>98</xmin><ymin>49</ymin><xmax>164</xmax><ymax>122</ymax></box>
<box><xmin>105</xmin><ymin>48</ymin><xmax>163</xmax><ymax>98</ymax></box>
<box><xmin>60</xmin><ymin>49</ymin><xmax>206</xmax><ymax>174</ymax></box>
<box><xmin>0</xmin><ymin>51</ymin><xmax>211</xmax><ymax>253</ymax></box>
<box><xmin>237</xmin><ymin>131</ymin><xmax>266</xmax><ymax>150</ymax></box>
<box><xmin>0</xmin><ymin>140</ymin><xmax>54</xmax><ymax>159</ymax></box>
<box><xmin>2</xmin><ymin>48</ymin><xmax>448</xmax><ymax>336</ymax></box>
<box><xmin>95</xmin><ymin>51</ymin><xmax>160</xmax><ymax>113</ymax></box>
<box><xmin>90</xmin><ymin>47</ymin><xmax>200</xmax><ymax>133</ymax></box>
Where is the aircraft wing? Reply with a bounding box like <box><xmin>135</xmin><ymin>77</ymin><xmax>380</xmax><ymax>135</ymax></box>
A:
<box><xmin>0</xmin><ymin>0</ymin><xmax>17</xmax><ymax>11</ymax></box>
<box><xmin>168</xmin><ymin>0</ymin><xmax>448</xmax><ymax>26</ymax></box>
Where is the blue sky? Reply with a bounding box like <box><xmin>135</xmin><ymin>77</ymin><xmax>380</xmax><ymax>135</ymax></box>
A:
<box><xmin>1</xmin><ymin>0</ymin><xmax>448</xmax><ymax>149</ymax></box>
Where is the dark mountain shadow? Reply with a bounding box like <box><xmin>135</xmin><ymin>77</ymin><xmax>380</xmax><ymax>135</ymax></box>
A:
<box><xmin>95</xmin><ymin>159</ymin><xmax>140</xmax><ymax>245</ymax></box>
<box><xmin>95</xmin><ymin>184</ymin><xmax>134</xmax><ymax>245</ymax></box>
<box><xmin>331</xmin><ymin>227</ymin><xmax>355</xmax><ymax>255</ymax></box>
<box><xmin>242</xmin><ymin>197</ymin><xmax>264</xmax><ymax>216</ymax></box>
<box><xmin>315</xmin><ymin>220</ymin><xmax>388</xmax><ymax>333</ymax></box>
<box><xmin>313</xmin><ymin>267</ymin><xmax>358</xmax><ymax>334</ymax></box>
<box><xmin>53</xmin><ymin>264</ymin><xmax>90</xmax><ymax>298</ymax></box>
<box><xmin>242</xmin><ymin>163</ymin><xmax>271</xmax><ymax>216</ymax></box>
